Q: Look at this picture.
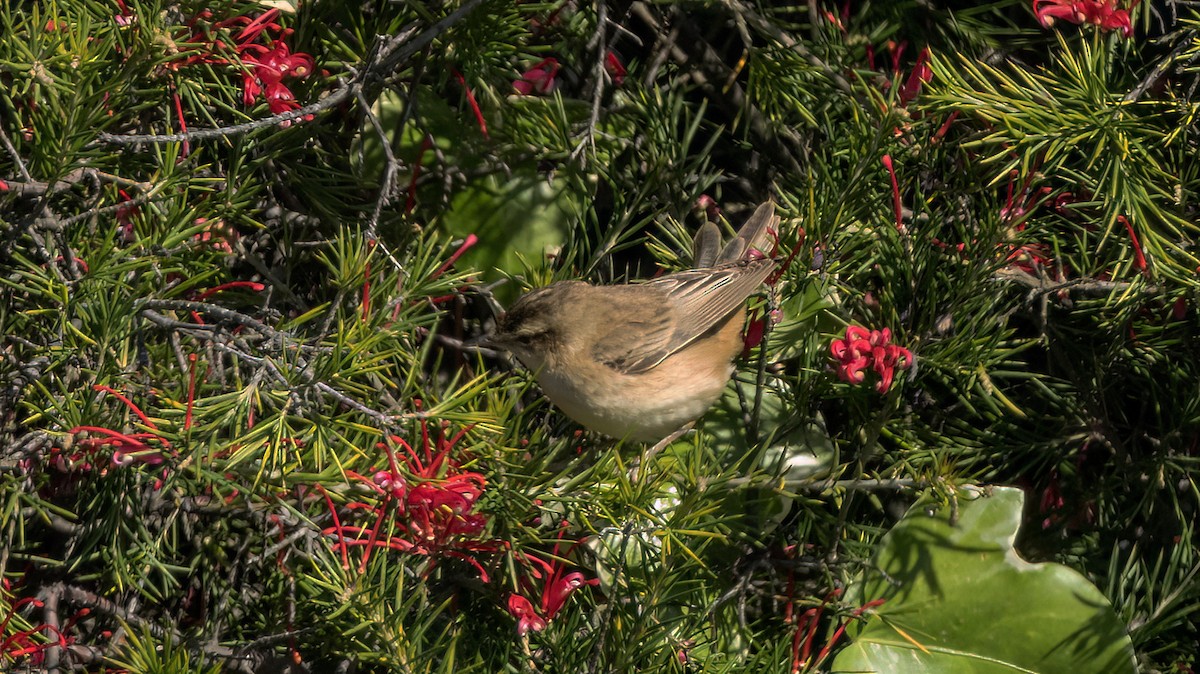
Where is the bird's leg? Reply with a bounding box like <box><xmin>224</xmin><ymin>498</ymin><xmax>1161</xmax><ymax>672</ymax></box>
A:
<box><xmin>628</xmin><ymin>422</ymin><xmax>695</xmax><ymax>483</ymax></box>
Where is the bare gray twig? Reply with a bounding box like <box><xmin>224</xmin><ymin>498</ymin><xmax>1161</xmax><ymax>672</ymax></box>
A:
<box><xmin>95</xmin><ymin>0</ymin><xmax>486</xmax><ymax>147</ymax></box>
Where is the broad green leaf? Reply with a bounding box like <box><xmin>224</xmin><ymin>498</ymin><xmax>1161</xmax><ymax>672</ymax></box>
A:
<box><xmin>439</xmin><ymin>168</ymin><xmax>583</xmax><ymax>300</ymax></box>
<box><xmin>833</xmin><ymin>486</ymin><xmax>1136</xmax><ymax>674</ymax></box>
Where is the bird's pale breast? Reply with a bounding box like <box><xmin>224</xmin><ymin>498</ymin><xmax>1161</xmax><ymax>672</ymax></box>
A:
<box><xmin>535</xmin><ymin>309</ymin><xmax>744</xmax><ymax>442</ymax></box>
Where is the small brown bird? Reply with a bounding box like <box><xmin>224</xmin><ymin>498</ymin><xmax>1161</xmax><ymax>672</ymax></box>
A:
<box><xmin>488</xmin><ymin>202</ymin><xmax>779</xmax><ymax>442</ymax></box>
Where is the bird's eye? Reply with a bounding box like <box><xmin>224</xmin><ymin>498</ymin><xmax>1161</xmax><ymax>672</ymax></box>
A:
<box><xmin>513</xmin><ymin>329</ymin><xmax>539</xmax><ymax>344</ymax></box>
<box><xmin>512</xmin><ymin>327</ymin><xmax>552</xmax><ymax>348</ymax></box>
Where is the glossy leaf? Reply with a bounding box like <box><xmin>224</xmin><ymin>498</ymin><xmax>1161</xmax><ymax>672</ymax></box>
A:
<box><xmin>833</xmin><ymin>486</ymin><xmax>1136</xmax><ymax>674</ymax></box>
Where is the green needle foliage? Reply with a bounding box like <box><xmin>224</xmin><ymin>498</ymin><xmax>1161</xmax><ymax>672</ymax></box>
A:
<box><xmin>2</xmin><ymin>0</ymin><xmax>1197</xmax><ymax>672</ymax></box>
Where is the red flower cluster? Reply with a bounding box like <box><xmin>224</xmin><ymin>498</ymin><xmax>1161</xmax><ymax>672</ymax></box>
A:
<box><xmin>61</xmin><ymin>385</ymin><xmax>181</xmax><ymax>472</ymax></box>
<box><xmin>830</xmin><ymin>326</ymin><xmax>913</xmax><ymax>393</ymax></box>
<box><xmin>506</xmin><ymin>526</ymin><xmax>598</xmax><ymax>635</ymax></box>
<box><xmin>69</xmin><ymin>425</ymin><xmax>167</xmax><ymax>468</ymax></box>
<box><xmin>173</xmin><ymin>9</ymin><xmax>315</xmax><ymax>116</ymax></box>
<box><xmin>1</xmin><ymin>585</ymin><xmax>89</xmax><ymax>667</ymax></box>
<box><xmin>513</xmin><ymin>58</ymin><xmax>560</xmax><ymax>95</ymax></box>
<box><xmin>326</xmin><ymin>421</ymin><xmax>499</xmax><ymax>580</ymax></box>
<box><xmin>1033</xmin><ymin>0</ymin><xmax>1136</xmax><ymax>37</ymax></box>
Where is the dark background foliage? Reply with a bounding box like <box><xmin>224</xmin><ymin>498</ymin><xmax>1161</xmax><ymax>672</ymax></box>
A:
<box><xmin>2</xmin><ymin>0</ymin><xmax>1197</xmax><ymax>671</ymax></box>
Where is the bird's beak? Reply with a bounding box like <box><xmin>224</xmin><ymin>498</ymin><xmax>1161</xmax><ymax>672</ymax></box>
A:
<box><xmin>467</xmin><ymin>333</ymin><xmax>502</xmax><ymax>350</ymax></box>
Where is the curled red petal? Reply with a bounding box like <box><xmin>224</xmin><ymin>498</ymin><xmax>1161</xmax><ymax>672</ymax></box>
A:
<box><xmin>874</xmin><ymin>362</ymin><xmax>895</xmax><ymax>393</ymax></box>
<box><xmin>845</xmin><ymin>325</ymin><xmax>871</xmax><ymax>342</ymax></box>
<box><xmin>830</xmin><ymin>338</ymin><xmax>850</xmax><ymax>359</ymax></box>
<box><xmin>839</xmin><ymin>357</ymin><xmax>869</xmax><ymax>384</ymax></box>
<box><xmin>507</xmin><ymin>594</ymin><xmax>547</xmax><ymax>635</ymax></box>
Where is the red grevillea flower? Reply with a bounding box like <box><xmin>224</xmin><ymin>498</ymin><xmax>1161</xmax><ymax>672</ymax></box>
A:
<box><xmin>1033</xmin><ymin>0</ymin><xmax>1136</xmax><ymax>37</ymax></box>
<box><xmin>326</xmin><ymin>420</ymin><xmax>500</xmax><ymax>580</ymax></box>
<box><xmin>63</xmin><ymin>385</ymin><xmax>183</xmax><ymax>472</ymax></box>
<box><xmin>897</xmin><ymin>47</ymin><xmax>932</xmax><ymax>107</ymax></box>
<box><xmin>239</xmin><ymin>39</ymin><xmax>315</xmax><ymax>114</ymax></box>
<box><xmin>505</xmin><ymin>526</ymin><xmax>599</xmax><ymax>635</ymax></box>
<box><xmin>513</xmin><ymin>58</ymin><xmax>560</xmax><ymax>95</ymax></box>
<box><xmin>829</xmin><ymin>326</ymin><xmax>913</xmax><ymax>394</ymax></box>
<box><xmin>171</xmin><ymin>9</ymin><xmax>315</xmax><ymax>118</ymax></box>
<box><xmin>114</xmin><ymin>0</ymin><xmax>135</xmax><ymax>26</ymax></box>
<box><xmin>1</xmin><ymin>593</ymin><xmax>89</xmax><ymax>666</ymax></box>
<box><xmin>507</xmin><ymin>594</ymin><xmax>548</xmax><ymax>635</ymax></box>
<box><xmin>604</xmin><ymin>51</ymin><xmax>626</xmax><ymax>86</ymax></box>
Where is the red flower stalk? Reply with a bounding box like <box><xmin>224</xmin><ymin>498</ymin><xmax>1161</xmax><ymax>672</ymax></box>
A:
<box><xmin>812</xmin><ymin>598</ymin><xmax>888</xmax><ymax>664</ymax></box>
<box><xmin>186</xmin><ymin>280</ymin><xmax>264</xmax><ymax>325</ymax></box>
<box><xmin>171</xmin><ymin>89</ymin><xmax>190</xmax><ymax>156</ymax></box>
<box><xmin>874</xmin><ymin>42</ymin><xmax>932</xmax><ymax>110</ymax></box>
<box><xmin>789</xmin><ymin>588</ymin><xmax>842</xmax><ymax>672</ymax></box>
<box><xmin>74</xmin><ymin>386</ymin><xmax>180</xmax><ymax>468</ymax></box>
<box><xmin>1118</xmin><ymin>216</ymin><xmax>1148</xmax><ymax>274</ymax></box>
<box><xmin>1</xmin><ymin>593</ymin><xmax>90</xmax><ymax>667</ymax></box>
<box><xmin>897</xmin><ymin>47</ymin><xmax>932</xmax><ymax>106</ymax></box>
<box><xmin>195</xmin><ymin>281</ymin><xmax>265</xmax><ymax>300</ymax></box>
<box><xmin>430</xmin><ymin>234</ymin><xmax>479</xmax><ymax>281</ymax></box>
<box><xmin>829</xmin><ymin>326</ymin><xmax>913</xmax><ymax>394</ymax></box>
<box><xmin>513</xmin><ymin>58</ymin><xmax>560</xmax><ymax>95</ymax></box>
<box><xmin>92</xmin><ymin>384</ymin><xmax>157</xmax><ymax>430</ymax></box>
<box><xmin>453</xmin><ymin>70</ymin><xmax>489</xmax><ymax>138</ymax></box>
<box><xmin>881</xmin><ymin>155</ymin><xmax>904</xmax><ymax>231</ymax></box>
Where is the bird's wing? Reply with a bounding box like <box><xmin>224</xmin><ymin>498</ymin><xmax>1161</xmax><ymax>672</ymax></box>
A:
<box><xmin>717</xmin><ymin>201</ymin><xmax>778</xmax><ymax>264</ymax></box>
<box><xmin>692</xmin><ymin>221</ymin><xmax>722</xmax><ymax>268</ymax></box>
<box><xmin>592</xmin><ymin>258</ymin><xmax>776</xmax><ymax>375</ymax></box>
<box><xmin>652</xmin><ymin>258</ymin><xmax>777</xmax><ymax>350</ymax></box>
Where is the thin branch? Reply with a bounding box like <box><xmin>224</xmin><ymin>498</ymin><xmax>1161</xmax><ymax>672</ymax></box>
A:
<box><xmin>359</xmin><ymin>87</ymin><xmax>402</xmax><ymax>236</ymax></box>
<box><xmin>172</xmin><ymin>332</ymin><xmax>411</xmax><ymax>428</ymax></box>
<box><xmin>725</xmin><ymin>476</ymin><xmax>928</xmax><ymax>492</ymax></box>
<box><xmin>50</xmin><ymin>187</ymin><xmax>161</xmax><ymax>228</ymax></box>
<box><xmin>993</xmin><ymin>267</ymin><xmax>1162</xmax><ymax>296</ymax></box>
<box><xmin>1124</xmin><ymin>27</ymin><xmax>1199</xmax><ymax>103</ymax></box>
<box><xmin>140</xmin><ymin>299</ymin><xmax>278</xmax><ymax>338</ymax></box>
<box><xmin>140</xmin><ymin>301</ymin><xmax>332</xmax><ymax>355</ymax></box>
<box><xmin>95</xmin><ymin>0</ymin><xmax>486</xmax><ymax>146</ymax></box>
<box><xmin>96</xmin><ymin>83</ymin><xmax>356</xmax><ymax>145</ymax></box>
<box><xmin>632</xmin><ymin>2</ymin><xmax>807</xmax><ymax>175</ymax></box>
<box><xmin>718</xmin><ymin>0</ymin><xmax>854</xmax><ymax>95</ymax></box>
<box><xmin>0</xmin><ymin>169</ymin><xmax>153</xmax><ymax>197</ymax></box>
<box><xmin>0</xmin><ymin>123</ymin><xmax>33</xmax><ymax>181</ymax></box>
<box><xmin>572</xmin><ymin>0</ymin><xmax>609</xmax><ymax>160</ymax></box>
